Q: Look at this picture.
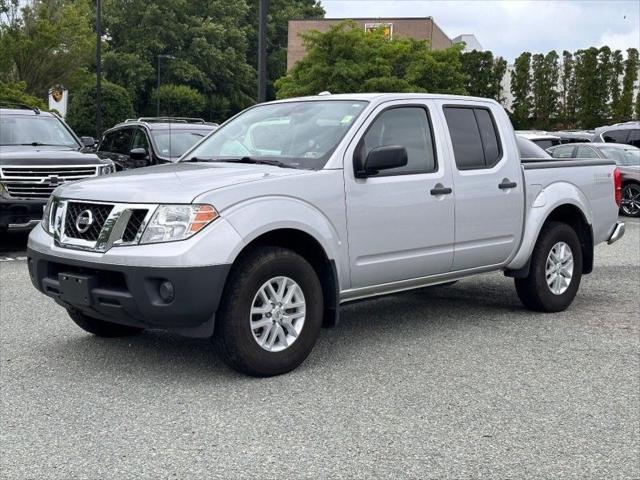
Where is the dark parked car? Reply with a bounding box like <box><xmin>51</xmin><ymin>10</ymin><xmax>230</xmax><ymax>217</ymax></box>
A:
<box><xmin>548</xmin><ymin>142</ymin><xmax>640</xmax><ymax>217</ymax></box>
<box><xmin>593</xmin><ymin>121</ymin><xmax>640</xmax><ymax>148</ymax></box>
<box><xmin>0</xmin><ymin>104</ymin><xmax>114</xmax><ymax>232</ymax></box>
<box><xmin>97</xmin><ymin>117</ymin><xmax>217</xmax><ymax>170</ymax></box>
<box><xmin>516</xmin><ymin>136</ymin><xmax>552</xmax><ymax>160</ymax></box>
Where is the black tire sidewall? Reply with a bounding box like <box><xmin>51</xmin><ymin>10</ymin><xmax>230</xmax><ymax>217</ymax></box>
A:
<box><xmin>531</xmin><ymin>223</ymin><xmax>583</xmax><ymax>311</ymax></box>
<box><xmin>216</xmin><ymin>248</ymin><xmax>323</xmax><ymax>376</ymax></box>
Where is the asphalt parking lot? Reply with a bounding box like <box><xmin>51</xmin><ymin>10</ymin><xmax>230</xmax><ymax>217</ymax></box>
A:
<box><xmin>1</xmin><ymin>219</ymin><xmax>639</xmax><ymax>479</ymax></box>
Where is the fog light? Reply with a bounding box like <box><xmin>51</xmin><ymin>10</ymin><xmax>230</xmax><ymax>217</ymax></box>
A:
<box><xmin>159</xmin><ymin>281</ymin><xmax>175</xmax><ymax>303</ymax></box>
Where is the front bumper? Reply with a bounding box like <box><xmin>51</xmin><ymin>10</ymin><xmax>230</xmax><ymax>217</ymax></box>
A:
<box><xmin>607</xmin><ymin>221</ymin><xmax>625</xmax><ymax>245</ymax></box>
<box><xmin>0</xmin><ymin>195</ymin><xmax>45</xmax><ymax>230</ymax></box>
<box><xmin>27</xmin><ymin>248</ymin><xmax>231</xmax><ymax>337</ymax></box>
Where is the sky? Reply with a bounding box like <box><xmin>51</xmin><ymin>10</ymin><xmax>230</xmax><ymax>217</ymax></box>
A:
<box><xmin>321</xmin><ymin>0</ymin><xmax>640</xmax><ymax>62</ymax></box>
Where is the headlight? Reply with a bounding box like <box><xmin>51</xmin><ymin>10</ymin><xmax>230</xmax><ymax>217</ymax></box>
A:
<box><xmin>140</xmin><ymin>204</ymin><xmax>218</xmax><ymax>244</ymax></box>
<box><xmin>98</xmin><ymin>164</ymin><xmax>115</xmax><ymax>175</ymax></box>
<box><xmin>41</xmin><ymin>196</ymin><xmax>54</xmax><ymax>233</ymax></box>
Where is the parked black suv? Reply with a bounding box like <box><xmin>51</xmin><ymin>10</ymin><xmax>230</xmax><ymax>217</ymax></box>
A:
<box><xmin>0</xmin><ymin>104</ymin><xmax>115</xmax><ymax>232</ymax></box>
<box><xmin>97</xmin><ymin>117</ymin><xmax>217</xmax><ymax>170</ymax></box>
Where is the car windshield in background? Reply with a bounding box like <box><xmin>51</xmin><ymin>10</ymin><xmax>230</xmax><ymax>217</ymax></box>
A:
<box><xmin>0</xmin><ymin>115</ymin><xmax>78</xmax><ymax>147</ymax></box>
<box><xmin>183</xmin><ymin>100</ymin><xmax>368</xmax><ymax>169</ymax></box>
<box><xmin>600</xmin><ymin>147</ymin><xmax>640</xmax><ymax>167</ymax></box>
<box><xmin>152</xmin><ymin>130</ymin><xmax>211</xmax><ymax>158</ymax></box>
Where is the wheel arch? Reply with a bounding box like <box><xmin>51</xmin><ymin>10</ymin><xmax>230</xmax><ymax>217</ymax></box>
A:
<box><xmin>229</xmin><ymin>228</ymin><xmax>340</xmax><ymax>328</ymax></box>
<box><xmin>506</xmin><ymin>202</ymin><xmax>593</xmax><ymax>277</ymax></box>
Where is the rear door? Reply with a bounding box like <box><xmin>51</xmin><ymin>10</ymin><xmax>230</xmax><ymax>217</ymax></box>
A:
<box><xmin>344</xmin><ymin>100</ymin><xmax>455</xmax><ymax>288</ymax></box>
<box><xmin>440</xmin><ymin>102</ymin><xmax>525</xmax><ymax>271</ymax></box>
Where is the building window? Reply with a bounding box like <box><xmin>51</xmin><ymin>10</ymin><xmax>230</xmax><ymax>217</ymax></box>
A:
<box><xmin>364</xmin><ymin>23</ymin><xmax>393</xmax><ymax>40</ymax></box>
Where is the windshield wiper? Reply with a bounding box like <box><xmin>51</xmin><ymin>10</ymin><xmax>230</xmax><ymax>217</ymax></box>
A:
<box><xmin>183</xmin><ymin>156</ymin><xmax>214</xmax><ymax>162</ymax></box>
<box><xmin>215</xmin><ymin>156</ymin><xmax>297</xmax><ymax>169</ymax></box>
<box><xmin>18</xmin><ymin>142</ymin><xmax>73</xmax><ymax>147</ymax></box>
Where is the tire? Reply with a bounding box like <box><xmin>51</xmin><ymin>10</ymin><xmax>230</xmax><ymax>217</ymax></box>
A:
<box><xmin>515</xmin><ymin>222</ymin><xmax>583</xmax><ymax>312</ymax></box>
<box><xmin>620</xmin><ymin>183</ymin><xmax>640</xmax><ymax>217</ymax></box>
<box><xmin>213</xmin><ymin>246</ymin><xmax>323</xmax><ymax>377</ymax></box>
<box><xmin>67</xmin><ymin>309</ymin><xmax>145</xmax><ymax>337</ymax></box>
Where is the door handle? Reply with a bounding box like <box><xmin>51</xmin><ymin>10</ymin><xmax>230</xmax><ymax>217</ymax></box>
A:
<box><xmin>430</xmin><ymin>184</ymin><xmax>453</xmax><ymax>196</ymax></box>
<box><xmin>499</xmin><ymin>179</ymin><xmax>517</xmax><ymax>190</ymax></box>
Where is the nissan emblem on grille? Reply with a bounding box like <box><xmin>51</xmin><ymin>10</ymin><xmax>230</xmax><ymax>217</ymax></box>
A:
<box><xmin>75</xmin><ymin>210</ymin><xmax>94</xmax><ymax>233</ymax></box>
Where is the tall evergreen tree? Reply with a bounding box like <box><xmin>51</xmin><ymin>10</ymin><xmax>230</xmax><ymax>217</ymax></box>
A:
<box><xmin>609</xmin><ymin>49</ymin><xmax>624</xmax><ymax>122</ymax></box>
<box><xmin>510</xmin><ymin>52</ymin><xmax>532</xmax><ymax>128</ymax></box>
<box><xmin>574</xmin><ymin>47</ymin><xmax>602</xmax><ymax>128</ymax></box>
<box><xmin>560</xmin><ymin>50</ymin><xmax>577</xmax><ymax>127</ymax></box>
<box><xmin>531</xmin><ymin>50</ymin><xmax>559</xmax><ymax>129</ymax></box>
<box><xmin>618</xmin><ymin>48</ymin><xmax>639</xmax><ymax>121</ymax></box>
<box><xmin>596</xmin><ymin>46</ymin><xmax>613</xmax><ymax>121</ymax></box>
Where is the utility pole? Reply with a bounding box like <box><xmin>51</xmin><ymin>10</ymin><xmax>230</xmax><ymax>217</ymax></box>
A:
<box><xmin>96</xmin><ymin>0</ymin><xmax>103</xmax><ymax>139</ymax></box>
<box><xmin>257</xmin><ymin>0</ymin><xmax>269</xmax><ymax>103</ymax></box>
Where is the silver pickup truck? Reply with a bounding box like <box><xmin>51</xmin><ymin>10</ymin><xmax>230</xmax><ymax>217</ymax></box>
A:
<box><xmin>27</xmin><ymin>93</ymin><xmax>625</xmax><ymax>376</ymax></box>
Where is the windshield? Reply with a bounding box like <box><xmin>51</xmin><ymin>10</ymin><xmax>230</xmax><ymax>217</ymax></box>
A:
<box><xmin>600</xmin><ymin>146</ymin><xmax>640</xmax><ymax>166</ymax></box>
<box><xmin>152</xmin><ymin>129</ymin><xmax>212</xmax><ymax>158</ymax></box>
<box><xmin>0</xmin><ymin>115</ymin><xmax>78</xmax><ymax>147</ymax></box>
<box><xmin>183</xmin><ymin>100</ymin><xmax>368</xmax><ymax>169</ymax></box>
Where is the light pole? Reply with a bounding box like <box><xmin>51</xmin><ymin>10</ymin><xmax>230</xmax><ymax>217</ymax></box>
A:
<box><xmin>96</xmin><ymin>0</ymin><xmax>102</xmax><ymax>138</ymax></box>
<box><xmin>156</xmin><ymin>54</ymin><xmax>175</xmax><ymax>117</ymax></box>
<box><xmin>257</xmin><ymin>0</ymin><xmax>269</xmax><ymax>103</ymax></box>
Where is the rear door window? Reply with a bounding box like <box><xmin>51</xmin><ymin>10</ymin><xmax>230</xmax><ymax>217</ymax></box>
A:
<box><xmin>549</xmin><ymin>145</ymin><xmax>575</xmax><ymax>159</ymax></box>
<box><xmin>627</xmin><ymin>129</ymin><xmax>640</xmax><ymax>148</ymax></box>
<box><xmin>444</xmin><ymin>106</ymin><xmax>502</xmax><ymax>170</ymax></box>
<box><xmin>602</xmin><ymin>129</ymin><xmax>630</xmax><ymax>144</ymax></box>
<box><xmin>576</xmin><ymin>145</ymin><xmax>600</xmax><ymax>159</ymax></box>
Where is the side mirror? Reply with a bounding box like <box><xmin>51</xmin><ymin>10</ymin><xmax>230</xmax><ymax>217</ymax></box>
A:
<box><xmin>81</xmin><ymin>136</ymin><xmax>95</xmax><ymax>148</ymax></box>
<box><xmin>356</xmin><ymin>145</ymin><xmax>408</xmax><ymax>178</ymax></box>
<box><xmin>129</xmin><ymin>148</ymin><xmax>149</xmax><ymax>161</ymax></box>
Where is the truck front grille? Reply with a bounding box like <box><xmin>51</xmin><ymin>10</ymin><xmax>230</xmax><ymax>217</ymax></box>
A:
<box><xmin>54</xmin><ymin>200</ymin><xmax>153</xmax><ymax>251</ymax></box>
<box><xmin>0</xmin><ymin>166</ymin><xmax>98</xmax><ymax>199</ymax></box>
<box><xmin>64</xmin><ymin>202</ymin><xmax>114</xmax><ymax>241</ymax></box>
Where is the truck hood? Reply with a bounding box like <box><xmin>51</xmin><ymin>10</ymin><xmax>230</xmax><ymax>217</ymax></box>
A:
<box><xmin>55</xmin><ymin>162</ymin><xmax>311</xmax><ymax>203</ymax></box>
<box><xmin>0</xmin><ymin>147</ymin><xmax>104</xmax><ymax>166</ymax></box>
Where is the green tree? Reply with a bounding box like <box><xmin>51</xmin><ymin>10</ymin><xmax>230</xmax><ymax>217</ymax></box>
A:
<box><xmin>609</xmin><ymin>49</ymin><xmax>624</xmax><ymax>122</ymax></box>
<box><xmin>66</xmin><ymin>80</ymin><xmax>134</xmax><ymax>136</ymax></box>
<box><xmin>531</xmin><ymin>50</ymin><xmax>559</xmax><ymax>129</ymax></box>
<box><xmin>460</xmin><ymin>50</ymin><xmax>507</xmax><ymax>102</ymax></box>
<box><xmin>510</xmin><ymin>52</ymin><xmax>532</xmax><ymax>128</ymax></box>
<box><xmin>275</xmin><ymin>21</ymin><xmax>467</xmax><ymax>98</ymax></box>
<box><xmin>151</xmin><ymin>84</ymin><xmax>206</xmax><ymax>117</ymax></box>
<box><xmin>0</xmin><ymin>80</ymin><xmax>47</xmax><ymax>108</ymax></box>
<box><xmin>596</xmin><ymin>46</ymin><xmax>613</xmax><ymax>121</ymax></box>
<box><xmin>102</xmin><ymin>0</ymin><xmax>255</xmax><ymax>121</ymax></box>
<box><xmin>617</xmin><ymin>48</ymin><xmax>638</xmax><ymax>121</ymax></box>
<box><xmin>0</xmin><ymin>0</ymin><xmax>94</xmax><ymax>99</ymax></box>
<box><xmin>574</xmin><ymin>47</ymin><xmax>602</xmax><ymax>128</ymax></box>
<box><xmin>560</xmin><ymin>50</ymin><xmax>577</xmax><ymax>127</ymax></box>
<box><xmin>636</xmin><ymin>90</ymin><xmax>640</xmax><ymax>120</ymax></box>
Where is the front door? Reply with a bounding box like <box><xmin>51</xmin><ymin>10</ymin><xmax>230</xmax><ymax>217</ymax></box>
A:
<box><xmin>439</xmin><ymin>101</ymin><xmax>524</xmax><ymax>271</ymax></box>
<box><xmin>344</xmin><ymin>101</ymin><xmax>455</xmax><ymax>289</ymax></box>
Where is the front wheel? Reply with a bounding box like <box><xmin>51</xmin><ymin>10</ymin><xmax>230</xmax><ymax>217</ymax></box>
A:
<box><xmin>515</xmin><ymin>222</ymin><xmax>583</xmax><ymax>312</ymax></box>
<box><xmin>213</xmin><ymin>247</ymin><xmax>323</xmax><ymax>377</ymax></box>
<box><xmin>620</xmin><ymin>183</ymin><xmax>640</xmax><ymax>217</ymax></box>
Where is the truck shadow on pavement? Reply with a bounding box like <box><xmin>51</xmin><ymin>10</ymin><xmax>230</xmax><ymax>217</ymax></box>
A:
<box><xmin>50</xmin><ymin>276</ymin><xmax>557</xmax><ymax>381</ymax></box>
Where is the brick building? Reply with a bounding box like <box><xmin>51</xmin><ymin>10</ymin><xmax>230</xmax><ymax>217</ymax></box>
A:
<box><xmin>287</xmin><ymin>17</ymin><xmax>453</xmax><ymax>70</ymax></box>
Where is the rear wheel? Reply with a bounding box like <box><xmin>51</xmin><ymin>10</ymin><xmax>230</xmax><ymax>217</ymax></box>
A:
<box><xmin>515</xmin><ymin>222</ymin><xmax>583</xmax><ymax>312</ymax></box>
<box><xmin>67</xmin><ymin>309</ymin><xmax>145</xmax><ymax>337</ymax></box>
<box><xmin>621</xmin><ymin>183</ymin><xmax>640</xmax><ymax>217</ymax></box>
<box><xmin>213</xmin><ymin>247</ymin><xmax>323</xmax><ymax>377</ymax></box>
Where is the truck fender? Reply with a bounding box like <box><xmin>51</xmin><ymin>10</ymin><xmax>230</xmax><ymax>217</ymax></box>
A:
<box><xmin>506</xmin><ymin>182</ymin><xmax>592</xmax><ymax>273</ymax></box>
